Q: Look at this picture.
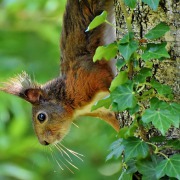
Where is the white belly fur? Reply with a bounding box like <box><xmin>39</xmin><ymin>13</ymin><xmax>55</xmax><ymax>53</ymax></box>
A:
<box><xmin>74</xmin><ymin>91</ymin><xmax>110</xmax><ymax>118</ymax></box>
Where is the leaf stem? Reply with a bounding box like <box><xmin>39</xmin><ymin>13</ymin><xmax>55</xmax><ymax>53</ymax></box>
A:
<box><xmin>137</xmin><ymin>85</ymin><xmax>145</xmax><ymax>93</ymax></box>
<box><xmin>137</xmin><ymin>82</ymin><xmax>152</xmax><ymax>87</ymax></box>
<box><xmin>136</xmin><ymin>119</ymin><xmax>148</xmax><ymax>141</ymax></box>
<box><xmin>156</xmin><ymin>152</ymin><xmax>169</xmax><ymax>160</ymax></box>
<box><xmin>119</xmin><ymin>0</ymin><xmax>133</xmax><ymax>32</ymax></box>
<box><xmin>128</xmin><ymin>61</ymin><xmax>133</xmax><ymax>79</ymax></box>
<box><xmin>146</xmin><ymin>142</ymin><xmax>169</xmax><ymax>160</ymax></box>
<box><xmin>105</xmin><ymin>20</ymin><xmax>124</xmax><ymax>32</ymax></box>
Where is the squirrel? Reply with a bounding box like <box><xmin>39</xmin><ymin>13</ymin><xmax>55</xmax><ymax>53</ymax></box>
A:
<box><xmin>0</xmin><ymin>0</ymin><xmax>119</xmax><ymax>145</ymax></box>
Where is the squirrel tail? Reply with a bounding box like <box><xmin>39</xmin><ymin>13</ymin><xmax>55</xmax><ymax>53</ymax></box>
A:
<box><xmin>60</xmin><ymin>0</ymin><xmax>115</xmax><ymax>74</ymax></box>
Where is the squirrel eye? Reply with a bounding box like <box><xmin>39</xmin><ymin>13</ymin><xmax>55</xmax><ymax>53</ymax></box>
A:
<box><xmin>37</xmin><ymin>113</ymin><xmax>47</xmax><ymax>123</ymax></box>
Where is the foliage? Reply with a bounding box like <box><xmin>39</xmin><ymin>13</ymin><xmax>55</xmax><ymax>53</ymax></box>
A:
<box><xmin>87</xmin><ymin>0</ymin><xmax>180</xmax><ymax>179</ymax></box>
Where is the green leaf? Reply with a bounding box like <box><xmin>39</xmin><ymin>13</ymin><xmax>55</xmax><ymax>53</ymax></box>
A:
<box><xmin>142</xmin><ymin>42</ymin><xmax>170</xmax><ymax>61</ymax></box>
<box><xmin>91</xmin><ymin>95</ymin><xmax>111</xmax><ymax>111</ymax></box>
<box><xmin>124</xmin><ymin>0</ymin><xmax>137</xmax><ymax>9</ymax></box>
<box><xmin>167</xmin><ymin>139</ymin><xmax>180</xmax><ymax>150</ymax></box>
<box><xmin>145</xmin><ymin>61</ymin><xmax>153</xmax><ymax>69</ymax></box>
<box><xmin>151</xmin><ymin>79</ymin><xmax>172</xmax><ymax>96</ymax></box>
<box><xmin>116</xmin><ymin>58</ymin><xmax>126</xmax><ymax>71</ymax></box>
<box><xmin>122</xmin><ymin>137</ymin><xmax>149</xmax><ymax>161</ymax></box>
<box><xmin>169</xmin><ymin>102</ymin><xmax>180</xmax><ymax>123</ymax></box>
<box><xmin>119</xmin><ymin>170</ymin><xmax>133</xmax><ymax>180</ymax></box>
<box><xmin>110</xmin><ymin>71</ymin><xmax>128</xmax><ymax>91</ymax></box>
<box><xmin>142</xmin><ymin>108</ymin><xmax>178</xmax><ymax>135</ymax></box>
<box><xmin>86</xmin><ymin>11</ymin><xmax>107</xmax><ymax>31</ymax></box>
<box><xmin>98</xmin><ymin>162</ymin><xmax>122</xmax><ymax>176</ymax></box>
<box><xmin>118</xmin><ymin>123</ymin><xmax>138</xmax><ymax>139</ymax></box>
<box><xmin>119</xmin><ymin>39</ymin><xmax>138</xmax><ymax>61</ymax></box>
<box><xmin>93</xmin><ymin>42</ymin><xmax>118</xmax><ymax>62</ymax></box>
<box><xmin>126</xmin><ymin>159</ymin><xmax>138</xmax><ymax>174</ymax></box>
<box><xmin>119</xmin><ymin>40</ymin><xmax>138</xmax><ymax>61</ymax></box>
<box><xmin>136</xmin><ymin>159</ymin><xmax>158</xmax><ymax>180</ymax></box>
<box><xmin>142</xmin><ymin>0</ymin><xmax>160</xmax><ymax>10</ymax></box>
<box><xmin>145</xmin><ymin>22</ymin><xmax>170</xmax><ymax>40</ymax></box>
<box><xmin>150</xmin><ymin>97</ymin><xmax>167</xmax><ymax>109</ymax></box>
<box><xmin>111</xmin><ymin>82</ymin><xmax>137</xmax><ymax>112</ymax></box>
<box><xmin>134</xmin><ymin>68</ymin><xmax>152</xmax><ymax>84</ymax></box>
<box><xmin>149</xmin><ymin>136</ymin><xmax>166</xmax><ymax>143</ymax></box>
<box><xmin>150</xmin><ymin>98</ymin><xmax>180</xmax><ymax>127</ymax></box>
<box><xmin>106</xmin><ymin>139</ymin><xmax>124</xmax><ymax>161</ymax></box>
<box><xmin>120</xmin><ymin>32</ymin><xmax>134</xmax><ymax>44</ymax></box>
<box><xmin>156</xmin><ymin>154</ymin><xmax>180</xmax><ymax>179</ymax></box>
<box><xmin>128</xmin><ymin>104</ymin><xmax>139</xmax><ymax>115</ymax></box>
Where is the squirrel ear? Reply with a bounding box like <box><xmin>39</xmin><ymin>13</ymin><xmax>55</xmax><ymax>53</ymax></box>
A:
<box><xmin>23</xmin><ymin>89</ymin><xmax>43</xmax><ymax>104</ymax></box>
<box><xmin>0</xmin><ymin>72</ymin><xmax>44</xmax><ymax>105</ymax></box>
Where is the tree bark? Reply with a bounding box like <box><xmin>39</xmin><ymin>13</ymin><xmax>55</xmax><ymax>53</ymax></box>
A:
<box><xmin>114</xmin><ymin>0</ymin><xmax>180</xmax><ymax>153</ymax></box>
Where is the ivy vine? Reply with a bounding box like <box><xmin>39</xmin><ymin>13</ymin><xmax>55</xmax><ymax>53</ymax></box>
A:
<box><xmin>87</xmin><ymin>0</ymin><xmax>180</xmax><ymax>179</ymax></box>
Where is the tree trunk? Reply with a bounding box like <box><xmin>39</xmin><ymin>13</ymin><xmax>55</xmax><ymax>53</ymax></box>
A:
<box><xmin>114</xmin><ymin>0</ymin><xmax>180</xmax><ymax>153</ymax></box>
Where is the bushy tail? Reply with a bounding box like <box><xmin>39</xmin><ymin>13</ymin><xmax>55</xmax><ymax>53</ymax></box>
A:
<box><xmin>60</xmin><ymin>0</ymin><xmax>115</xmax><ymax>73</ymax></box>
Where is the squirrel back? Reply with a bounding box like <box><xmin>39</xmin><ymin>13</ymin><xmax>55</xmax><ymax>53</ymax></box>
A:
<box><xmin>0</xmin><ymin>0</ymin><xmax>119</xmax><ymax>146</ymax></box>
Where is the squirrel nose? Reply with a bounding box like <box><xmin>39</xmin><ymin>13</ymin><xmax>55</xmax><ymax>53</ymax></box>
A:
<box><xmin>42</xmin><ymin>140</ymin><xmax>50</xmax><ymax>146</ymax></box>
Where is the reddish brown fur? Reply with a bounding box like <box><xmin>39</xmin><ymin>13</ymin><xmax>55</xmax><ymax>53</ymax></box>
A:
<box><xmin>65</xmin><ymin>61</ymin><xmax>113</xmax><ymax>107</ymax></box>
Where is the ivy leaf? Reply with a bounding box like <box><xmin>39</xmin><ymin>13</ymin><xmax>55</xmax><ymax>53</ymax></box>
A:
<box><xmin>119</xmin><ymin>170</ymin><xmax>133</xmax><ymax>180</ymax></box>
<box><xmin>156</xmin><ymin>154</ymin><xmax>180</xmax><ymax>179</ymax></box>
<box><xmin>91</xmin><ymin>95</ymin><xmax>111</xmax><ymax>111</ymax></box>
<box><xmin>119</xmin><ymin>40</ymin><xmax>138</xmax><ymax>61</ymax></box>
<box><xmin>167</xmin><ymin>139</ymin><xmax>180</xmax><ymax>150</ymax></box>
<box><xmin>122</xmin><ymin>137</ymin><xmax>149</xmax><ymax>161</ymax></box>
<box><xmin>111</xmin><ymin>82</ymin><xmax>137</xmax><ymax>112</ymax></box>
<box><xmin>134</xmin><ymin>68</ymin><xmax>152</xmax><ymax>84</ymax></box>
<box><xmin>150</xmin><ymin>97</ymin><xmax>167</xmax><ymax>109</ymax></box>
<box><xmin>106</xmin><ymin>139</ymin><xmax>124</xmax><ymax>161</ymax></box>
<box><xmin>126</xmin><ymin>159</ymin><xmax>138</xmax><ymax>174</ymax></box>
<box><xmin>93</xmin><ymin>42</ymin><xmax>118</xmax><ymax>62</ymax></box>
<box><xmin>136</xmin><ymin>160</ymin><xmax>158</xmax><ymax>180</ymax></box>
<box><xmin>150</xmin><ymin>98</ymin><xmax>180</xmax><ymax>123</ymax></box>
<box><xmin>128</xmin><ymin>104</ymin><xmax>139</xmax><ymax>115</ymax></box>
<box><xmin>119</xmin><ymin>39</ymin><xmax>138</xmax><ymax>61</ymax></box>
<box><xmin>116</xmin><ymin>58</ymin><xmax>126</xmax><ymax>71</ymax></box>
<box><xmin>149</xmin><ymin>136</ymin><xmax>166</xmax><ymax>143</ymax></box>
<box><xmin>150</xmin><ymin>98</ymin><xmax>180</xmax><ymax>127</ymax></box>
<box><xmin>124</xmin><ymin>0</ymin><xmax>137</xmax><ymax>9</ymax></box>
<box><xmin>86</xmin><ymin>11</ymin><xmax>107</xmax><ymax>31</ymax></box>
<box><xmin>145</xmin><ymin>22</ymin><xmax>170</xmax><ymax>40</ymax></box>
<box><xmin>109</xmin><ymin>71</ymin><xmax>128</xmax><ymax>92</ymax></box>
<box><xmin>142</xmin><ymin>108</ymin><xmax>178</xmax><ymax>135</ymax></box>
<box><xmin>169</xmin><ymin>102</ymin><xmax>180</xmax><ymax>123</ymax></box>
<box><xmin>118</xmin><ymin>123</ymin><xmax>138</xmax><ymax>139</ymax></box>
<box><xmin>142</xmin><ymin>42</ymin><xmax>170</xmax><ymax>61</ymax></box>
<box><xmin>120</xmin><ymin>32</ymin><xmax>134</xmax><ymax>44</ymax></box>
<box><xmin>151</xmin><ymin>79</ymin><xmax>172</xmax><ymax>96</ymax></box>
<box><xmin>142</xmin><ymin>0</ymin><xmax>160</xmax><ymax>11</ymax></box>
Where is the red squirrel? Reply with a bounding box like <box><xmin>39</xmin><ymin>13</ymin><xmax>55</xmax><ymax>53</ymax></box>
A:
<box><xmin>0</xmin><ymin>0</ymin><xmax>119</xmax><ymax>145</ymax></box>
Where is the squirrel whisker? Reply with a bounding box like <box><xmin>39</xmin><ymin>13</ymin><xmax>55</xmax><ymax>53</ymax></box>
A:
<box><xmin>53</xmin><ymin>144</ymin><xmax>79</xmax><ymax>172</ymax></box>
<box><xmin>59</xmin><ymin>143</ymin><xmax>84</xmax><ymax>162</ymax></box>
<box><xmin>49</xmin><ymin>147</ymin><xmax>64</xmax><ymax>171</ymax></box>
<box><xmin>72</xmin><ymin>122</ymin><xmax>79</xmax><ymax>128</ymax></box>
<box><xmin>54</xmin><ymin>143</ymin><xmax>73</xmax><ymax>162</ymax></box>
<box><xmin>50</xmin><ymin>145</ymin><xmax>77</xmax><ymax>174</ymax></box>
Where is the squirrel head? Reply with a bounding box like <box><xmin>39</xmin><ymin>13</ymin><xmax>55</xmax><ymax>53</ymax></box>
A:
<box><xmin>0</xmin><ymin>72</ymin><xmax>73</xmax><ymax>145</ymax></box>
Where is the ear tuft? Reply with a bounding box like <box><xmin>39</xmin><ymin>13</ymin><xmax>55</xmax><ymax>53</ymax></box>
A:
<box><xmin>0</xmin><ymin>72</ymin><xmax>43</xmax><ymax>104</ymax></box>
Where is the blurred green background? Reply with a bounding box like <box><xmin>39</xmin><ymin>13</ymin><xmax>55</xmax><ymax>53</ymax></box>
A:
<box><xmin>0</xmin><ymin>0</ymin><xmax>119</xmax><ymax>179</ymax></box>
